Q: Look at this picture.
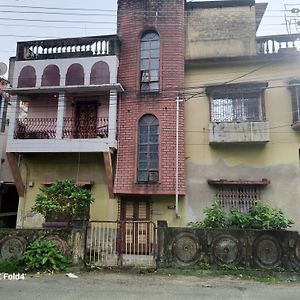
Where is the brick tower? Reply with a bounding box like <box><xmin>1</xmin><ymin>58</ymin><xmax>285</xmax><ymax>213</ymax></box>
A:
<box><xmin>115</xmin><ymin>0</ymin><xmax>185</xmax><ymax>223</ymax></box>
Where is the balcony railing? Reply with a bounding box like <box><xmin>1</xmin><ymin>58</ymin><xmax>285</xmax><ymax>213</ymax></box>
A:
<box><xmin>62</xmin><ymin>117</ymin><xmax>108</xmax><ymax>139</ymax></box>
<box><xmin>257</xmin><ymin>33</ymin><xmax>300</xmax><ymax>54</ymax></box>
<box><xmin>16</xmin><ymin>34</ymin><xmax>119</xmax><ymax>61</ymax></box>
<box><xmin>14</xmin><ymin>118</ymin><xmax>57</xmax><ymax>139</ymax></box>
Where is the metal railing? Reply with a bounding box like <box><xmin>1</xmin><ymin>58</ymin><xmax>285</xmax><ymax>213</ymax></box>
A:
<box><xmin>257</xmin><ymin>33</ymin><xmax>300</xmax><ymax>54</ymax></box>
<box><xmin>16</xmin><ymin>34</ymin><xmax>120</xmax><ymax>61</ymax></box>
<box><xmin>62</xmin><ymin>117</ymin><xmax>108</xmax><ymax>139</ymax></box>
<box><xmin>85</xmin><ymin>221</ymin><xmax>157</xmax><ymax>267</ymax></box>
<box><xmin>14</xmin><ymin>118</ymin><xmax>57</xmax><ymax>139</ymax></box>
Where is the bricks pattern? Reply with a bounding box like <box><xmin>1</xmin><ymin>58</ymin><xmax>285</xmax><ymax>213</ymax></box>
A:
<box><xmin>114</xmin><ymin>0</ymin><xmax>185</xmax><ymax>195</ymax></box>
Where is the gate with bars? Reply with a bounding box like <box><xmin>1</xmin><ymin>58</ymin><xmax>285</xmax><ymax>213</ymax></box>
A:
<box><xmin>85</xmin><ymin>220</ymin><xmax>157</xmax><ymax>267</ymax></box>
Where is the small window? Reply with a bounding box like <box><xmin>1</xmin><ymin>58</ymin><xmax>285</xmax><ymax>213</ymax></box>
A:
<box><xmin>140</xmin><ymin>31</ymin><xmax>160</xmax><ymax>92</ymax></box>
<box><xmin>137</xmin><ymin>115</ymin><xmax>159</xmax><ymax>183</ymax></box>
<box><xmin>215</xmin><ymin>184</ymin><xmax>260</xmax><ymax>213</ymax></box>
<box><xmin>206</xmin><ymin>82</ymin><xmax>267</xmax><ymax>123</ymax></box>
<box><xmin>289</xmin><ymin>80</ymin><xmax>300</xmax><ymax>126</ymax></box>
<box><xmin>208</xmin><ymin>179</ymin><xmax>270</xmax><ymax>213</ymax></box>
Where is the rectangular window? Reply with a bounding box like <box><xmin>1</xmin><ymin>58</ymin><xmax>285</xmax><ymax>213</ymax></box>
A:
<box><xmin>207</xmin><ymin>82</ymin><xmax>267</xmax><ymax>123</ymax></box>
<box><xmin>215</xmin><ymin>185</ymin><xmax>260</xmax><ymax>213</ymax></box>
<box><xmin>290</xmin><ymin>81</ymin><xmax>300</xmax><ymax>125</ymax></box>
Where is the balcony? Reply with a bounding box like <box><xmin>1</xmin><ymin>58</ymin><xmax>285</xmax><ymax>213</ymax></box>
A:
<box><xmin>16</xmin><ymin>35</ymin><xmax>119</xmax><ymax>61</ymax></box>
<box><xmin>256</xmin><ymin>33</ymin><xmax>300</xmax><ymax>55</ymax></box>
<box><xmin>209</xmin><ymin>121</ymin><xmax>270</xmax><ymax>144</ymax></box>
<box><xmin>13</xmin><ymin>117</ymin><xmax>109</xmax><ymax>140</ymax></box>
<box><xmin>14</xmin><ymin>118</ymin><xmax>57</xmax><ymax>139</ymax></box>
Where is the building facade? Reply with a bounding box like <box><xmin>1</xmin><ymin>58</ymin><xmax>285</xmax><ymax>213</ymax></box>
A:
<box><xmin>114</xmin><ymin>0</ymin><xmax>186</xmax><ymax>226</ymax></box>
<box><xmin>6</xmin><ymin>36</ymin><xmax>122</xmax><ymax>228</ymax></box>
<box><xmin>4</xmin><ymin>0</ymin><xmax>300</xmax><ymax>231</ymax></box>
<box><xmin>184</xmin><ymin>0</ymin><xmax>300</xmax><ymax>229</ymax></box>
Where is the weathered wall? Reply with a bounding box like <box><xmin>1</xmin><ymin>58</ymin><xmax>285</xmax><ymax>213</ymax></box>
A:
<box><xmin>16</xmin><ymin>153</ymin><xmax>118</xmax><ymax>228</ymax></box>
<box><xmin>185</xmin><ymin>2</ymin><xmax>257</xmax><ymax>60</ymax></box>
<box><xmin>157</xmin><ymin>226</ymin><xmax>300</xmax><ymax>269</ymax></box>
<box><xmin>184</xmin><ymin>55</ymin><xmax>300</xmax><ymax>229</ymax></box>
<box><xmin>0</xmin><ymin>228</ymin><xmax>85</xmax><ymax>265</ymax></box>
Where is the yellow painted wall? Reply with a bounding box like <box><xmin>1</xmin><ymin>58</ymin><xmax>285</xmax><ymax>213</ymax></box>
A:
<box><xmin>17</xmin><ymin>153</ymin><xmax>118</xmax><ymax>228</ymax></box>
<box><xmin>151</xmin><ymin>196</ymin><xmax>186</xmax><ymax>227</ymax></box>
<box><xmin>184</xmin><ymin>55</ymin><xmax>300</xmax><ymax>229</ymax></box>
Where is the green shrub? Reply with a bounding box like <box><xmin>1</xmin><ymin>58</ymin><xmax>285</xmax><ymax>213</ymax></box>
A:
<box><xmin>23</xmin><ymin>240</ymin><xmax>70</xmax><ymax>272</ymax></box>
<box><xmin>187</xmin><ymin>201</ymin><xmax>293</xmax><ymax>230</ymax></box>
<box><xmin>32</xmin><ymin>179</ymin><xmax>94</xmax><ymax>220</ymax></box>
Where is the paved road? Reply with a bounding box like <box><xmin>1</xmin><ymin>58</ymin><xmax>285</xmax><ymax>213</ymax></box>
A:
<box><xmin>1</xmin><ymin>272</ymin><xmax>300</xmax><ymax>300</ymax></box>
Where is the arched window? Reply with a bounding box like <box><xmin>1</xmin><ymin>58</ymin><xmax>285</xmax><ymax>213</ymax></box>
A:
<box><xmin>41</xmin><ymin>64</ymin><xmax>60</xmax><ymax>86</ymax></box>
<box><xmin>90</xmin><ymin>61</ymin><xmax>110</xmax><ymax>85</ymax></box>
<box><xmin>65</xmin><ymin>63</ymin><xmax>84</xmax><ymax>86</ymax></box>
<box><xmin>140</xmin><ymin>31</ymin><xmax>160</xmax><ymax>92</ymax></box>
<box><xmin>137</xmin><ymin>114</ymin><xmax>159</xmax><ymax>183</ymax></box>
<box><xmin>18</xmin><ymin>66</ymin><xmax>36</xmax><ymax>88</ymax></box>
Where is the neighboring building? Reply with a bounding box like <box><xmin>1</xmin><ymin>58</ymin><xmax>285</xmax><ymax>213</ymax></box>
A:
<box><xmin>184</xmin><ymin>0</ymin><xmax>300</xmax><ymax>229</ymax></box>
<box><xmin>0</xmin><ymin>76</ymin><xmax>17</xmax><ymax>228</ymax></box>
<box><xmin>6</xmin><ymin>35</ymin><xmax>122</xmax><ymax>228</ymax></box>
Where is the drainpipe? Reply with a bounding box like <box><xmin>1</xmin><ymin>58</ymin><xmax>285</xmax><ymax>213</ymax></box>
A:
<box><xmin>175</xmin><ymin>95</ymin><xmax>183</xmax><ymax>219</ymax></box>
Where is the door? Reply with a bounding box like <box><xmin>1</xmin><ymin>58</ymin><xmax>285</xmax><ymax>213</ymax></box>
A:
<box><xmin>120</xmin><ymin>198</ymin><xmax>151</xmax><ymax>254</ymax></box>
<box><xmin>75</xmin><ymin>102</ymin><xmax>97</xmax><ymax>138</ymax></box>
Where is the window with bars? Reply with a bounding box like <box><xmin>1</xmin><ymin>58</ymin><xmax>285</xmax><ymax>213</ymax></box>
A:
<box><xmin>289</xmin><ymin>80</ymin><xmax>300</xmax><ymax>124</ymax></box>
<box><xmin>215</xmin><ymin>185</ymin><xmax>260</xmax><ymax>213</ymax></box>
<box><xmin>137</xmin><ymin>114</ymin><xmax>159</xmax><ymax>183</ymax></box>
<box><xmin>206</xmin><ymin>82</ymin><xmax>267</xmax><ymax>123</ymax></box>
<box><xmin>140</xmin><ymin>31</ymin><xmax>160</xmax><ymax>92</ymax></box>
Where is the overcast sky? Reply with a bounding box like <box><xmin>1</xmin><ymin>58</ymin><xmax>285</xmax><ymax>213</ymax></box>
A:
<box><xmin>0</xmin><ymin>0</ymin><xmax>299</xmax><ymax>78</ymax></box>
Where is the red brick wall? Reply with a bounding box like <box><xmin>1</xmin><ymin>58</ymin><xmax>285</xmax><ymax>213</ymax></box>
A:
<box><xmin>114</xmin><ymin>0</ymin><xmax>185</xmax><ymax>195</ymax></box>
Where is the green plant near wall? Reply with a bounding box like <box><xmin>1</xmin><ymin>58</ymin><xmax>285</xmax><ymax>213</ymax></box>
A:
<box><xmin>23</xmin><ymin>240</ymin><xmax>70</xmax><ymax>272</ymax></box>
<box><xmin>187</xmin><ymin>201</ymin><xmax>294</xmax><ymax>230</ymax></box>
<box><xmin>31</xmin><ymin>179</ymin><xmax>95</xmax><ymax>221</ymax></box>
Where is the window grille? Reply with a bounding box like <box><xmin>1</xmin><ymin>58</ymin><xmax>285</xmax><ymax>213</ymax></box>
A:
<box><xmin>206</xmin><ymin>82</ymin><xmax>267</xmax><ymax>123</ymax></box>
<box><xmin>290</xmin><ymin>81</ymin><xmax>300</xmax><ymax>124</ymax></box>
<box><xmin>216</xmin><ymin>185</ymin><xmax>260</xmax><ymax>213</ymax></box>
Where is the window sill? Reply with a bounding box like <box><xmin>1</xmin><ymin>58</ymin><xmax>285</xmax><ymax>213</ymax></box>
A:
<box><xmin>138</xmin><ymin>90</ymin><xmax>160</xmax><ymax>97</ymax></box>
<box><xmin>291</xmin><ymin>121</ymin><xmax>300</xmax><ymax>130</ymax></box>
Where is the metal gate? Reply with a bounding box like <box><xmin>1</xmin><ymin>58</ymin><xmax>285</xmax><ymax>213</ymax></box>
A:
<box><xmin>85</xmin><ymin>221</ymin><xmax>157</xmax><ymax>267</ymax></box>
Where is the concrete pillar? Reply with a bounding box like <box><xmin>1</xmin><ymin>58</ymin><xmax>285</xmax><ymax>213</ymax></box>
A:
<box><xmin>7</xmin><ymin>96</ymin><xmax>19</xmax><ymax>144</ymax></box>
<box><xmin>55</xmin><ymin>92</ymin><xmax>66</xmax><ymax>139</ymax></box>
<box><xmin>108</xmin><ymin>90</ymin><xmax>117</xmax><ymax>142</ymax></box>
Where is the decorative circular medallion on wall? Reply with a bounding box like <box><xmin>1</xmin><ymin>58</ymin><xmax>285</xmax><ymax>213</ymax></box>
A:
<box><xmin>172</xmin><ymin>232</ymin><xmax>200</xmax><ymax>264</ymax></box>
<box><xmin>45</xmin><ymin>236</ymin><xmax>68</xmax><ymax>255</ymax></box>
<box><xmin>293</xmin><ymin>239</ymin><xmax>300</xmax><ymax>264</ymax></box>
<box><xmin>253</xmin><ymin>235</ymin><xmax>282</xmax><ymax>269</ymax></box>
<box><xmin>0</xmin><ymin>236</ymin><xmax>26</xmax><ymax>259</ymax></box>
<box><xmin>212</xmin><ymin>235</ymin><xmax>241</xmax><ymax>265</ymax></box>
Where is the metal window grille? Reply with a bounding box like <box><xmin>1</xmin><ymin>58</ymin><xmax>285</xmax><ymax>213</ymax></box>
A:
<box><xmin>216</xmin><ymin>185</ymin><xmax>260</xmax><ymax>213</ymax></box>
<box><xmin>211</xmin><ymin>97</ymin><xmax>262</xmax><ymax>122</ymax></box>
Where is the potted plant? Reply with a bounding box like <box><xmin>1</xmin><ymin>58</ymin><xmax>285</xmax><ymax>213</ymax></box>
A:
<box><xmin>32</xmin><ymin>179</ymin><xmax>95</xmax><ymax>228</ymax></box>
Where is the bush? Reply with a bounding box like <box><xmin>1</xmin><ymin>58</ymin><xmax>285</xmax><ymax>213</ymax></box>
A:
<box><xmin>23</xmin><ymin>240</ymin><xmax>70</xmax><ymax>272</ymax></box>
<box><xmin>187</xmin><ymin>201</ymin><xmax>293</xmax><ymax>230</ymax></box>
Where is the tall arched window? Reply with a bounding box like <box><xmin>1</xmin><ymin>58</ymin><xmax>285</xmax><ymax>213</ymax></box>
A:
<box><xmin>140</xmin><ymin>31</ymin><xmax>160</xmax><ymax>92</ymax></box>
<box><xmin>137</xmin><ymin>115</ymin><xmax>159</xmax><ymax>183</ymax></box>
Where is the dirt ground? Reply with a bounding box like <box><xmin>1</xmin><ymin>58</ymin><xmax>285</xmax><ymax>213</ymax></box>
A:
<box><xmin>1</xmin><ymin>271</ymin><xmax>300</xmax><ymax>300</ymax></box>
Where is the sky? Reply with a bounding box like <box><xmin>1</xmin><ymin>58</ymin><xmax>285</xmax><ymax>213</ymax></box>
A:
<box><xmin>0</xmin><ymin>0</ymin><xmax>300</xmax><ymax>78</ymax></box>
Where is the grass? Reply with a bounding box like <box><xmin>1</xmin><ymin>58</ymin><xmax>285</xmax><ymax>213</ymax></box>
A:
<box><xmin>0</xmin><ymin>257</ymin><xmax>26</xmax><ymax>273</ymax></box>
<box><xmin>152</xmin><ymin>264</ymin><xmax>300</xmax><ymax>283</ymax></box>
